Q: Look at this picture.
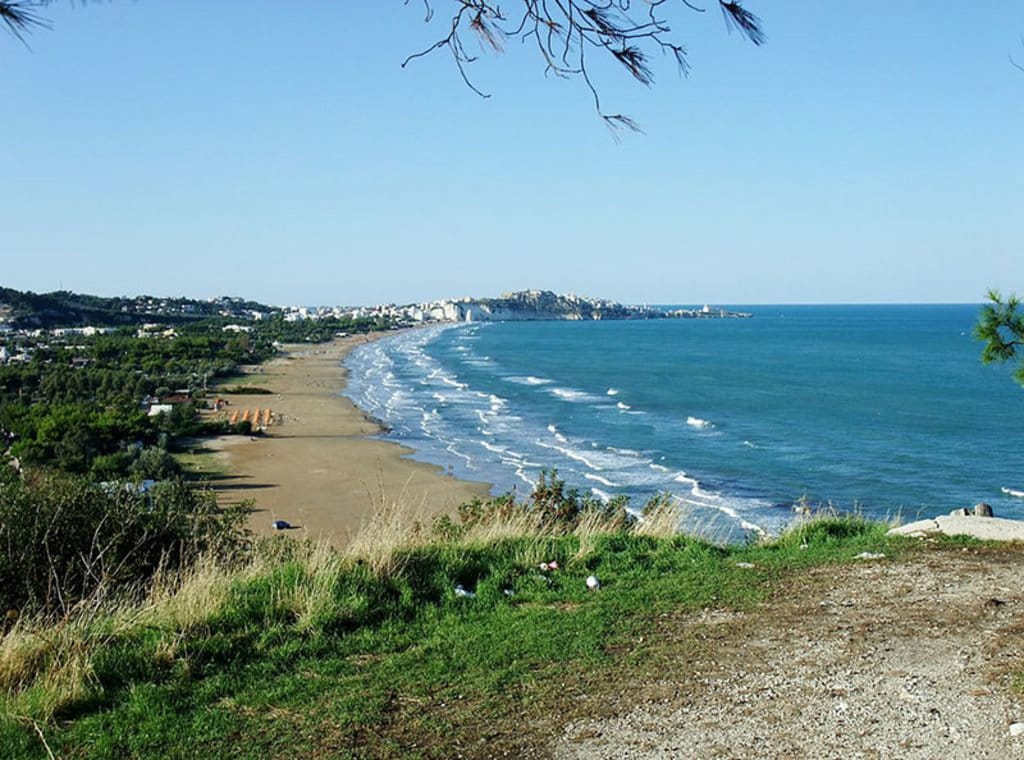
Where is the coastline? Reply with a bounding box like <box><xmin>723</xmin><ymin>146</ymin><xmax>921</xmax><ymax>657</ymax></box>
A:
<box><xmin>204</xmin><ymin>331</ymin><xmax>492</xmax><ymax>545</ymax></box>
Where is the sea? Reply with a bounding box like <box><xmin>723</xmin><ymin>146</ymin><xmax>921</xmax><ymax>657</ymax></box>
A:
<box><xmin>343</xmin><ymin>305</ymin><xmax>1024</xmax><ymax>541</ymax></box>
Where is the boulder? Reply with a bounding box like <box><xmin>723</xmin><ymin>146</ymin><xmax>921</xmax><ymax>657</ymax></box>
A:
<box><xmin>889</xmin><ymin>515</ymin><xmax>1024</xmax><ymax>542</ymax></box>
<box><xmin>973</xmin><ymin>502</ymin><xmax>994</xmax><ymax>517</ymax></box>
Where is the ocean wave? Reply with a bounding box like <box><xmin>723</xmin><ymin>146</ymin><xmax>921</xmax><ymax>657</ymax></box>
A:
<box><xmin>616</xmin><ymin>401</ymin><xmax>631</xmax><ymax>411</ymax></box>
<box><xmin>686</xmin><ymin>416</ymin><xmax>713</xmax><ymax>429</ymax></box>
<box><xmin>505</xmin><ymin>375</ymin><xmax>552</xmax><ymax>386</ymax></box>
<box><xmin>1002</xmin><ymin>486</ymin><xmax>1024</xmax><ymax>498</ymax></box>
<box><xmin>606</xmin><ymin>388</ymin><xmax>620</xmax><ymax>396</ymax></box>
<box><xmin>480</xmin><ymin>440</ymin><xmax>507</xmax><ymax>455</ymax></box>
<box><xmin>608</xmin><ymin>446</ymin><xmax>643</xmax><ymax>458</ymax></box>
<box><xmin>550</xmin><ymin>387</ymin><xmax>594</xmax><ymax>402</ymax></box>
<box><xmin>591</xmin><ymin>488</ymin><xmax>612</xmax><ymax>503</ymax></box>
<box><xmin>584</xmin><ymin>472</ymin><xmax>621</xmax><ymax>488</ymax></box>
<box><xmin>535</xmin><ymin>440</ymin><xmax>603</xmax><ymax>471</ymax></box>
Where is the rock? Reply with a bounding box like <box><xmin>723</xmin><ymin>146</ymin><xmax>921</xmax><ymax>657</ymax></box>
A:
<box><xmin>854</xmin><ymin>552</ymin><xmax>885</xmax><ymax>560</ymax></box>
<box><xmin>1009</xmin><ymin>722</ymin><xmax>1024</xmax><ymax>737</ymax></box>
<box><xmin>889</xmin><ymin>516</ymin><xmax>1024</xmax><ymax>542</ymax></box>
<box><xmin>735</xmin><ymin>562</ymin><xmax>756</xmax><ymax>569</ymax></box>
<box><xmin>973</xmin><ymin>503</ymin><xmax>994</xmax><ymax>517</ymax></box>
<box><xmin>586</xmin><ymin>575</ymin><xmax>601</xmax><ymax>591</ymax></box>
<box><xmin>949</xmin><ymin>508</ymin><xmax>971</xmax><ymax>517</ymax></box>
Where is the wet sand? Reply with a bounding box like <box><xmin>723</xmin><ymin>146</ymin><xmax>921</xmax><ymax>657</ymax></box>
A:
<box><xmin>206</xmin><ymin>333</ymin><xmax>491</xmax><ymax>545</ymax></box>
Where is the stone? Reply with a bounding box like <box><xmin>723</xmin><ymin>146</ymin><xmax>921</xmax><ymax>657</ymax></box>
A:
<box><xmin>889</xmin><ymin>516</ymin><xmax>1024</xmax><ymax>542</ymax></box>
<box><xmin>973</xmin><ymin>503</ymin><xmax>994</xmax><ymax>517</ymax></box>
<box><xmin>949</xmin><ymin>508</ymin><xmax>971</xmax><ymax>517</ymax></box>
<box><xmin>1009</xmin><ymin>722</ymin><xmax>1024</xmax><ymax>737</ymax></box>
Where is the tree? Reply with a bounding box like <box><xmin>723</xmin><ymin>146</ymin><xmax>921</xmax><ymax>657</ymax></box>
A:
<box><xmin>3</xmin><ymin>1</ymin><xmax>765</xmax><ymax>132</ymax></box>
<box><xmin>976</xmin><ymin>290</ymin><xmax>1024</xmax><ymax>387</ymax></box>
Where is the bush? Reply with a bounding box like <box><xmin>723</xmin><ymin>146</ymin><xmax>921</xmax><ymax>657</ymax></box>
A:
<box><xmin>441</xmin><ymin>470</ymin><xmax>636</xmax><ymax>538</ymax></box>
<box><xmin>0</xmin><ymin>469</ymin><xmax>250</xmax><ymax>616</ymax></box>
<box><xmin>128</xmin><ymin>446</ymin><xmax>181</xmax><ymax>480</ymax></box>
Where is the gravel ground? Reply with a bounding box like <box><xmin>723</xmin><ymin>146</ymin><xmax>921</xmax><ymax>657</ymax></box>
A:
<box><xmin>555</xmin><ymin>549</ymin><xmax>1024</xmax><ymax>759</ymax></box>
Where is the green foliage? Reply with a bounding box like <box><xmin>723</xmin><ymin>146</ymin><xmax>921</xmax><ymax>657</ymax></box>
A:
<box><xmin>445</xmin><ymin>469</ymin><xmax>635</xmax><ymax>538</ymax></box>
<box><xmin>128</xmin><ymin>447</ymin><xmax>181</xmax><ymax>481</ymax></box>
<box><xmin>1</xmin><ymin>403</ymin><xmax>150</xmax><ymax>475</ymax></box>
<box><xmin>976</xmin><ymin>289</ymin><xmax>1024</xmax><ymax>387</ymax></box>
<box><xmin>221</xmin><ymin>386</ymin><xmax>273</xmax><ymax>395</ymax></box>
<box><xmin>0</xmin><ymin>470</ymin><xmax>250</xmax><ymax>615</ymax></box>
<box><xmin>231</xmin><ymin>420</ymin><xmax>253</xmax><ymax>436</ymax></box>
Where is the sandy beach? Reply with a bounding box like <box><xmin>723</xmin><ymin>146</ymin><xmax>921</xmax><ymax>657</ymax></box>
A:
<box><xmin>205</xmin><ymin>333</ymin><xmax>492</xmax><ymax>545</ymax></box>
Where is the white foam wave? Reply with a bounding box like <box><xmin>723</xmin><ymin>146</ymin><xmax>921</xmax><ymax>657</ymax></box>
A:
<box><xmin>1002</xmin><ymin>487</ymin><xmax>1024</xmax><ymax>498</ymax></box>
<box><xmin>550</xmin><ymin>387</ymin><xmax>593</xmax><ymax>402</ymax></box>
<box><xmin>606</xmin><ymin>388</ymin><xmax>619</xmax><ymax>396</ymax></box>
<box><xmin>687</xmin><ymin>416</ymin><xmax>713</xmax><ymax>429</ymax></box>
<box><xmin>591</xmin><ymin>488</ymin><xmax>612</xmax><ymax>503</ymax></box>
<box><xmin>535</xmin><ymin>440</ymin><xmax>603</xmax><ymax>471</ymax></box>
<box><xmin>616</xmin><ymin>401</ymin><xmax>631</xmax><ymax>411</ymax></box>
<box><xmin>608</xmin><ymin>446</ymin><xmax>642</xmax><ymax>458</ymax></box>
<box><xmin>584</xmin><ymin>472</ymin><xmax>620</xmax><ymax>488</ymax></box>
<box><xmin>506</xmin><ymin>375</ymin><xmax>552</xmax><ymax>386</ymax></box>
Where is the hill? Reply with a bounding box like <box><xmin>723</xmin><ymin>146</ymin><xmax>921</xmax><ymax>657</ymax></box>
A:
<box><xmin>0</xmin><ymin>286</ymin><xmax>273</xmax><ymax>329</ymax></box>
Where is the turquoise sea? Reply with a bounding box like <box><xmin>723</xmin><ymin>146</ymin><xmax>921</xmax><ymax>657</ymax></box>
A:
<box><xmin>344</xmin><ymin>305</ymin><xmax>1024</xmax><ymax>539</ymax></box>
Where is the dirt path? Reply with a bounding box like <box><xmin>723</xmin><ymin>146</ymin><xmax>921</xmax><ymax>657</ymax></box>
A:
<box><xmin>556</xmin><ymin>548</ymin><xmax>1024</xmax><ymax>759</ymax></box>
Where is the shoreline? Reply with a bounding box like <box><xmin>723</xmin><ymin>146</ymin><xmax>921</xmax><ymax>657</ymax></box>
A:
<box><xmin>204</xmin><ymin>331</ymin><xmax>492</xmax><ymax>545</ymax></box>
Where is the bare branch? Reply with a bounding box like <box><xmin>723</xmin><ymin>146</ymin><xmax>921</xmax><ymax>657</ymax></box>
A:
<box><xmin>404</xmin><ymin>1</ymin><xmax>766</xmax><ymax>131</ymax></box>
<box><xmin>0</xmin><ymin>0</ymin><xmax>49</xmax><ymax>43</ymax></box>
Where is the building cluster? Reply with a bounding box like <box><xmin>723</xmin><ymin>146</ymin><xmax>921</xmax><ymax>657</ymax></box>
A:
<box><xmin>276</xmin><ymin>291</ymin><xmax>751</xmax><ymax>325</ymax></box>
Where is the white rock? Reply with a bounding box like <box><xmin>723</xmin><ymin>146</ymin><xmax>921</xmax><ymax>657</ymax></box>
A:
<box><xmin>889</xmin><ymin>516</ymin><xmax>1024</xmax><ymax>542</ymax></box>
<box><xmin>854</xmin><ymin>552</ymin><xmax>886</xmax><ymax>560</ymax></box>
<box><xmin>735</xmin><ymin>562</ymin><xmax>756</xmax><ymax>569</ymax></box>
<box><xmin>1010</xmin><ymin>722</ymin><xmax>1024</xmax><ymax>737</ymax></box>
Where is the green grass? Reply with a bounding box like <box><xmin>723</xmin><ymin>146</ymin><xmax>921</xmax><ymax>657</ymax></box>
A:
<box><xmin>1</xmin><ymin>517</ymin><xmax>907</xmax><ymax>759</ymax></box>
<box><xmin>172</xmin><ymin>447</ymin><xmax>227</xmax><ymax>478</ymax></box>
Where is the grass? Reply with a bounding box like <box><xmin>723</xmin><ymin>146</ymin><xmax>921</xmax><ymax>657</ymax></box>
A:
<box><xmin>172</xmin><ymin>447</ymin><xmax>227</xmax><ymax>479</ymax></box>
<box><xmin>0</xmin><ymin>509</ymin><xmax>918</xmax><ymax>759</ymax></box>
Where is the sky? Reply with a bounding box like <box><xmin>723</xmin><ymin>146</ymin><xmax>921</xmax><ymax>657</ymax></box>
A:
<box><xmin>3</xmin><ymin>1</ymin><xmax>1023</xmax><ymax>306</ymax></box>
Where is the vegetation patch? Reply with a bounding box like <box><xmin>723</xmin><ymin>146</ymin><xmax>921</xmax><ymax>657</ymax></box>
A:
<box><xmin>221</xmin><ymin>386</ymin><xmax>274</xmax><ymax>395</ymax></box>
<box><xmin>0</xmin><ymin>493</ymin><xmax>909</xmax><ymax>759</ymax></box>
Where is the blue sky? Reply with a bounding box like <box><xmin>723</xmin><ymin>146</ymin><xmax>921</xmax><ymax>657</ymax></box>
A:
<box><xmin>3</xmin><ymin>1</ymin><xmax>1022</xmax><ymax>305</ymax></box>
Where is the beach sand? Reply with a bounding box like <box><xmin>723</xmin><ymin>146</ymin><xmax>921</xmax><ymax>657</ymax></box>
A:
<box><xmin>204</xmin><ymin>333</ymin><xmax>492</xmax><ymax>545</ymax></box>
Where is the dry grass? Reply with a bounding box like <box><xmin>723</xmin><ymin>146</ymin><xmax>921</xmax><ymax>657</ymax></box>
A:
<box><xmin>631</xmin><ymin>498</ymin><xmax>685</xmax><ymax>539</ymax></box>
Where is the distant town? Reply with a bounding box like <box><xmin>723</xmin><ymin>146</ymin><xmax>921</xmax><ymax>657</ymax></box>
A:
<box><xmin>0</xmin><ymin>287</ymin><xmax>750</xmax><ymax>366</ymax></box>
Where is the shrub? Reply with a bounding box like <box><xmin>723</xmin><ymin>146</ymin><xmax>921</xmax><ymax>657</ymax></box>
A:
<box><xmin>0</xmin><ymin>469</ymin><xmax>250</xmax><ymax>616</ymax></box>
